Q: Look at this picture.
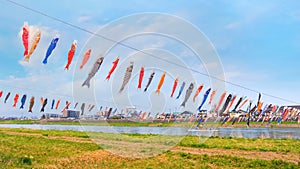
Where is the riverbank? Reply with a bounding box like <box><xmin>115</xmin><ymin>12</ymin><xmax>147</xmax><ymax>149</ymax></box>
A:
<box><xmin>0</xmin><ymin>119</ymin><xmax>299</xmax><ymax>128</ymax></box>
<box><xmin>0</xmin><ymin>128</ymin><xmax>299</xmax><ymax>168</ymax></box>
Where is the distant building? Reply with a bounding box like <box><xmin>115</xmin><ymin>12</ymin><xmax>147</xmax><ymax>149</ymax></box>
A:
<box><xmin>63</xmin><ymin>110</ymin><xmax>80</xmax><ymax>119</ymax></box>
<box><xmin>45</xmin><ymin>113</ymin><xmax>60</xmax><ymax>119</ymax></box>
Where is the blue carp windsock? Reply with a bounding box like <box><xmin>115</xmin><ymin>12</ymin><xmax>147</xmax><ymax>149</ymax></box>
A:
<box><xmin>20</xmin><ymin>94</ymin><xmax>27</xmax><ymax>109</ymax></box>
<box><xmin>82</xmin><ymin>57</ymin><xmax>104</xmax><ymax>88</ymax></box>
<box><xmin>119</xmin><ymin>62</ymin><xmax>134</xmax><ymax>93</ymax></box>
<box><xmin>28</xmin><ymin>96</ymin><xmax>35</xmax><ymax>112</ymax></box>
<box><xmin>176</xmin><ymin>82</ymin><xmax>186</xmax><ymax>99</ymax></box>
<box><xmin>144</xmin><ymin>71</ymin><xmax>155</xmax><ymax>92</ymax></box>
<box><xmin>42</xmin><ymin>37</ymin><xmax>59</xmax><ymax>64</ymax></box>
<box><xmin>51</xmin><ymin>99</ymin><xmax>55</xmax><ymax>109</ymax></box>
<box><xmin>197</xmin><ymin>88</ymin><xmax>211</xmax><ymax>111</ymax></box>
<box><xmin>181</xmin><ymin>83</ymin><xmax>194</xmax><ymax>107</ymax></box>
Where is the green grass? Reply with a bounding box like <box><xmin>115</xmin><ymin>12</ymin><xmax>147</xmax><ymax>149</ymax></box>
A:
<box><xmin>0</xmin><ymin>128</ymin><xmax>299</xmax><ymax>168</ymax></box>
<box><xmin>0</xmin><ymin>119</ymin><xmax>298</xmax><ymax>127</ymax></box>
<box><xmin>180</xmin><ymin>136</ymin><xmax>300</xmax><ymax>154</ymax></box>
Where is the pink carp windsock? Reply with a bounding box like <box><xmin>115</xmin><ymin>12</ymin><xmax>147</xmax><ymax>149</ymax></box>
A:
<box><xmin>208</xmin><ymin>90</ymin><xmax>216</xmax><ymax>104</ymax></box>
<box><xmin>82</xmin><ymin>57</ymin><xmax>104</xmax><ymax>88</ymax></box>
<box><xmin>24</xmin><ymin>30</ymin><xmax>41</xmax><ymax>62</ymax></box>
<box><xmin>106</xmin><ymin>57</ymin><xmax>119</xmax><ymax>80</ymax></box>
<box><xmin>137</xmin><ymin>66</ymin><xmax>144</xmax><ymax>89</ymax></box>
<box><xmin>64</xmin><ymin>40</ymin><xmax>77</xmax><ymax>70</ymax></box>
<box><xmin>193</xmin><ymin>84</ymin><xmax>203</xmax><ymax>102</ymax></box>
<box><xmin>170</xmin><ymin>77</ymin><xmax>178</xmax><ymax>97</ymax></box>
<box><xmin>144</xmin><ymin>71</ymin><xmax>155</xmax><ymax>92</ymax></box>
<box><xmin>28</xmin><ymin>96</ymin><xmax>34</xmax><ymax>112</ymax></box>
<box><xmin>13</xmin><ymin>94</ymin><xmax>19</xmax><ymax>108</ymax></box>
<box><xmin>22</xmin><ymin>22</ymin><xmax>29</xmax><ymax>56</ymax></box>
<box><xmin>214</xmin><ymin>92</ymin><xmax>226</xmax><ymax>112</ymax></box>
<box><xmin>181</xmin><ymin>83</ymin><xmax>194</xmax><ymax>107</ymax></box>
<box><xmin>42</xmin><ymin>37</ymin><xmax>59</xmax><ymax>64</ymax></box>
<box><xmin>119</xmin><ymin>62</ymin><xmax>134</xmax><ymax>93</ymax></box>
<box><xmin>155</xmin><ymin>72</ymin><xmax>166</xmax><ymax>94</ymax></box>
<box><xmin>80</xmin><ymin>49</ymin><xmax>91</xmax><ymax>69</ymax></box>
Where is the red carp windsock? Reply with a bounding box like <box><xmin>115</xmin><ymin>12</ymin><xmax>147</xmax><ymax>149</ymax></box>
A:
<box><xmin>64</xmin><ymin>40</ymin><xmax>77</xmax><ymax>70</ymax></box>
<box><xmin>13</xmin><ymin>94</ymin><xmax>20</xmax><ymax>108</ymax></box>
<box><xmin>137</xmin><ymin>66</ymin><xmax>144</xmax><ymax>89</ymax></box>
<box><xmin>22</xmin><ymin>22</ymin><xmax>29</xmax><ymax>56</ymax></box>
<box><xmin>193</xmin><ymin>84</ymin><xmax>203</xmax><ymax>102</ymax></box>
<box><xmin>170</xmin><ymin>77</ymin><xmax>178</xmax><ymax>97</ymax></box>
<box><xmin>106</xmin><ymin>57</ymin><xmax>119</xmax><ymax>80</ymax></box>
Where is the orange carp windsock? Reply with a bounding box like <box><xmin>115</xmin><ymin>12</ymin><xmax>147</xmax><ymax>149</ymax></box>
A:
<box><xmin>193</xmin><ymin>84</ymin><xmax>203</xmax><ymax>102</ymax></box>
<box><xmin>208</xmin><ymin>90</ymin><xmax>216</xmax><ymax>104</ymax></box>
<box><xmin>170</xmin><ymin>77</ymin><xmax>178</xmax><ymax>97</ymax></box>
<box><xmin>257</xmin><ymin>102</ymin><xmax>263</xmax><ymax>112</ymax></box>
<box><xmin>22</xmin><ymin>22</ymin><xmax>29</xmax><ymax>56</ymax></box>
<box><xmin>137</xmin><ymin>66</ymin><xmax>144</xmax><ymax>89</ymax></box>
<box><xmin>55</xmin><ymin>99</ymin><xmax>61</xmax><ymax>110</ymax></box>
<box><xmin>65</xmin><ymin>40</ymin><xmax>77</xmax><ymax>70</ymax></box>
<box><xmin>24</xmin><ymin>30</ymin><xmax>41</xmax><ymax>62</ymax></box>
<box><xmin>106</xmin><ymin>57</ymin><xmax>119</xmax><ymax>80</ymax></box>
<box><xmin>214</xmin><ymin>92</ymin><xmax>226</xmax><ymax>112</ymax></box>
<box><xmin>80</xmin><ymin>49</ymin><xmax>91</xmax><ymax>69</ymax></box>
<box><xmin>40</xmin><ymin>97</ymin><xmax>44</xmax><ymax>104</ymax></box>
<box><xmin>13</xmin><ymin>94</ymin><xmax>19</xmax><ymax>107</ymax></box>
<box><xmin>155</xmin><ymin>72</ymin><xmax>166</xmax><ymax>94</ymax></box>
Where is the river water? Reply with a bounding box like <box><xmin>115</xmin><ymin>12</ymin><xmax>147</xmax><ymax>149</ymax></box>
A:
<box><xmin>0</xmin><ymin>124</ymin><xmax>299</xmax><ymax>139</ymax></box>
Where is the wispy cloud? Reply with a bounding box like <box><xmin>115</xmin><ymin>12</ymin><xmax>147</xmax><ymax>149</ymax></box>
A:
<box><xmin>77</xmin><ymin>16</ymin><xmax>91</xmax><ymax>23</ymax></box>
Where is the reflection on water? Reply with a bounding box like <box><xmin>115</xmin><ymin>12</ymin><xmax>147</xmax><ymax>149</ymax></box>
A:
<box><xmin>0</xmin><ymin>124</ymin><xmax>299</xmax><ymax>139</ymax></box>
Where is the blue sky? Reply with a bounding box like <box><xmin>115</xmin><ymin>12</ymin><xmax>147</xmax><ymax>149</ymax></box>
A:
<box><xmin>0</xmin><ymin>0</ymin><xmax>300</xmax><ymax>117</ymax></box>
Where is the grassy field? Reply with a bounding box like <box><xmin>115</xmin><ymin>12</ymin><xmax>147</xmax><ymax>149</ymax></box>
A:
<box><xmin>0</xmin><ymin>128</ymin><xmax>299</xmax><ymax>168</ymax></box>
<box><xmin>0</xmin><ymin>119</ymin><xmax>298</xmax><ymax>128</ymax></box>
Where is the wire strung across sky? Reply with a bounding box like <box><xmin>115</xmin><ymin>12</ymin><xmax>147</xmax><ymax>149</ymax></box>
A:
<box><xmin>3</xmin><ymin>0</ymin><xmax>299</xmax><ymax>105</ymax></box>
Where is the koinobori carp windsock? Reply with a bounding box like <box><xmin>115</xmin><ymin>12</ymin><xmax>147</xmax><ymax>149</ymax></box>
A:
<box><xmin>181</xmin><ymin>83</ymin><xmax>194</xmax><ymax>107</ymax></box>
<box><xmin>82</xmin><ymin>57</ymin><xmax>104</xmax><ymax>88</ymax></box>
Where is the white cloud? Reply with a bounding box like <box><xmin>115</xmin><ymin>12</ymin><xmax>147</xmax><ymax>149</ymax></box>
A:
<box><xmin>77</xmin><ymin>16</ymin><xmax>91</xmax><ymax>23</ymax></box>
